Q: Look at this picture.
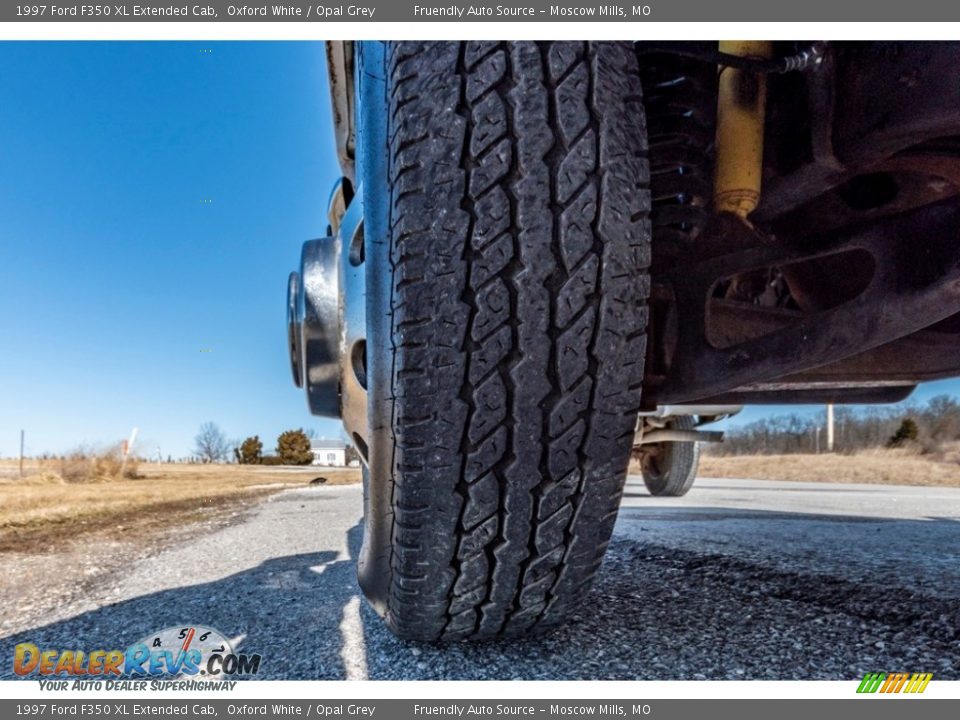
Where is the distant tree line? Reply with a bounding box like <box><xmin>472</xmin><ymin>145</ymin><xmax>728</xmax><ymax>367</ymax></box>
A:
<box><xmin>711</xmin><ymin>395</ymin><xmax>960</xmax><ymax>456</ymax></box>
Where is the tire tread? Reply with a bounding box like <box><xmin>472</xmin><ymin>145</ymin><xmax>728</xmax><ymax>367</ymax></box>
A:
<box><xmin>382</xmin><ymin>41</ymin><xmax>650</xmax><ymax>640</ymax></box>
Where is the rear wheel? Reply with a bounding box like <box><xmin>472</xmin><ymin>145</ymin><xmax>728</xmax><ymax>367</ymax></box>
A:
<box><xmin>640</xmin><ymin>416</ymin><xmax>700</xmax><ymax>497</ymax></box>
<box><xmin>359</xmin><ymin>41</ymin><xmax>651</xmax><ymax>641</ymax></box>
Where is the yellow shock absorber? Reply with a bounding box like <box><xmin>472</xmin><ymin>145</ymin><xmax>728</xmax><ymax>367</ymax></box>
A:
<box><xmin>714</xmin><ymin>41</ymin><xmax>773</xmax><ymax>219</ymax></box>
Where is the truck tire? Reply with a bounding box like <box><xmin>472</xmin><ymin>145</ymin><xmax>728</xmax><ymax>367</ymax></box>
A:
<box><xmin>641</xmin><ymin>416</ymin><xmax>700</xmax><ymax>497</ymax></box>
<box><xmin>360</xmin><ymin>41</ymin><xmax>650</xmax><ymax>641</ymax></box>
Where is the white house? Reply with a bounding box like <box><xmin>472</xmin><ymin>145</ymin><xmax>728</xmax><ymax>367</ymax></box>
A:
<box><xmin>311</xmin><ymin>439</ymin><xmax>346</xmax><ymax>467</ymax></box>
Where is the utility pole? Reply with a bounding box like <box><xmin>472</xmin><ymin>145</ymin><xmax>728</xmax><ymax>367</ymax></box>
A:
<box><xmin>827</xmin><ymin>403</ymin><xmax>835</xmax><ymax>453</ymax></box>
<box><xmin>19</xmin><ymin>430</ymin><xmax>24</xmax><ymax>479</ymax></box>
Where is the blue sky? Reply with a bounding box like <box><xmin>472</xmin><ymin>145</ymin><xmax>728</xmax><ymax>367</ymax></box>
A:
<box><xmin>0</xmin><ymin>41</ymin><xmax>958</xmax><ymax>459</ymax></box>
<box><xmin>0</xmin><ymin>42</ymin><xmax>342</xmax><ymax>459</ymax></box>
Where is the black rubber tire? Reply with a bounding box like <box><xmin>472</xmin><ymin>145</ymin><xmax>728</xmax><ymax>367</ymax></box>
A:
<box><xmin>366</xmin><ymin>41</ymin><xmax>650</xmax><ymax>641</ymax></box>
<box><xmin>641</xmin><ymin>416</ymin><xmax>700</xmax><ymax>497</ymax></box>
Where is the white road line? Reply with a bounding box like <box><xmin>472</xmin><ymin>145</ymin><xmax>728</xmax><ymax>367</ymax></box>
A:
<box><xmin>339</xmin><ymin>595</ymin><xmax>369</xmax><ymax>680</ymax></box>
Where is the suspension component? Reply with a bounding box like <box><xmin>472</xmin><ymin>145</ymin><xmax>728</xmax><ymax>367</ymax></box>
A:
<box><xmin>640</xmin><ymin>41</ymin><xmax>826</xmax><ymax>75</ymax></box>
<box><xmin>639</xmin><ymin>44</ymin><xmax>721</xmax><ymax>385</ymax></box>
<box><xmin>639</xmin><ymin>44</ymin><xmax>718</xmax><ymax>252</ymax></box>
<box><xmin>714</xmin><ymin>41</ymin><xmax>773</xmax><ymax>219</ymax></box>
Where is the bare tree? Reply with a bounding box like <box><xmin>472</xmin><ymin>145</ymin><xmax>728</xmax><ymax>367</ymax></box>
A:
<box><xmin>194</xmin><ymin>422</ymin><xmax>229</xmax><ymax>463</ymax></box>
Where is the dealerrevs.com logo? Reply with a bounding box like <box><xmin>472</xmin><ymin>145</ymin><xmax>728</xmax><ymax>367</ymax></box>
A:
<box><xmin>13</xmin><ymin>625</ymin><xmax>261</xmax><ymax>680</ymax></box>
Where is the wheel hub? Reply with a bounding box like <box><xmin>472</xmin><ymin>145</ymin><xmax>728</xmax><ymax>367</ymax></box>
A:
<box><xmin>287</xmin><ymin>236</ymin><xmax>341</xmax><ymax>417</ymax></box>
<box><xmin>286</xmin><ymin>179</ymin><xmax>369</xmax><ymax>456</ymax></box>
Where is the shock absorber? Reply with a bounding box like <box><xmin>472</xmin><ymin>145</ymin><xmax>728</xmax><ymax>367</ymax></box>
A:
<box><xmin>713</xmin><ymin>41</ymin><xmax>773</xmax><ymax>219</ymax></box>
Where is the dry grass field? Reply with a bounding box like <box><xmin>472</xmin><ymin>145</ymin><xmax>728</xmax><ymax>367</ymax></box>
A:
<box><xmin>697</xmin><ymin>448</ymin><xmax>960</xmax><ymax>487</ymax></box>
<box><xmin>7</xmin><ymin>447</ymin><xmax>955</xmax><ymax>555</ymax></box>
<box><xmin>0</xmin><ymin>461</ymin><xmax>360</xmax><ymax>553</ymax></box>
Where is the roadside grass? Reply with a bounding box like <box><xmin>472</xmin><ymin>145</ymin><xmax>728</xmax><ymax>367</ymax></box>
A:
<box><xmin>0</xmin><ymin>462</ymin><xmax>360</xmax><ymax>553</ymax></box>
<box><xmin>696</xmin><ymin>448</ymin><xmax>960</xmax><ymax>487</ymax></box>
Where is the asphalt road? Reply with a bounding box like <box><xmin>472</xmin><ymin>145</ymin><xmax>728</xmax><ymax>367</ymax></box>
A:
<box><xmin>3</xmin><ymin>476</ymin><xmax>959</xmax><ymax>680</ymax></box>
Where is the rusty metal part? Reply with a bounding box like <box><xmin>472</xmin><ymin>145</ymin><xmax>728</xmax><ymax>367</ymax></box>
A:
<box><xmin>759</xmin><ymin>42</ymin><xmax>960</xmax><ymax>224</ymax></box>
<box><xmin>706</xmin><ymin>300</ymin><xmax>960</xmax><ymax>386</ymax></box>
<box><xmin>652</xmin><ymin>200</ymin><xmax>960</xmax><ymax>404</ymax></box>
<box><xmin>770</xmin><ymin>155</ymin><xmax>960</xmax><ymax>249</ymax></box>
<box><xmin>757</xmin><ymin>46</ymin><xmax>842</xmax><ymax>221</ymax></box>
<box><xmin>833</xmin><ymin>43</ymin><xmax>960</xmax><ymax>167</ymax></box>
<box><xmin>638</xmin><ymin>442</ymin><xmax>664</xmax><ymax>475</ymax></box>
<box><xmin>642</xmin><ymin>43</ymin><xmax>960</xmax><ymax>410</ymax></box>
<box><xmin>325</xmin><ymin>41</ymin><xmax>356</xmax><ymax>183</ymax></box>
